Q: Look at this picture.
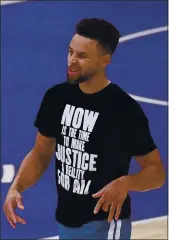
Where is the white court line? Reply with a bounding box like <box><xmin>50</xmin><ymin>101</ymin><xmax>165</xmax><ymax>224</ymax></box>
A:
<box><xmin>129</xmin><ymin>94</ymin><xmax>168</xmax><ymax>106</ymax></box>
<box><xmin>41</xmin><ymin>216</ymin><xmax>168</xmax><ymax>239</ymax></box>
<box><xmin>119</xmin><ymin>26</ymin><xmax>168</xmax><ymax>42</ymax></box>
<box><xmin>119</xmin><ymin>26</ymin><xmax>168</xmax><ymax>107</ymax></box>
<box><xmin>0</xmin><ymin>0</ymin><xmax>25</xmax><ymax>5</ymax></box>
<box><xmin>42</xmin><ymin>236</ymin><xmax>59</xmax><ymax>240</ymax></box>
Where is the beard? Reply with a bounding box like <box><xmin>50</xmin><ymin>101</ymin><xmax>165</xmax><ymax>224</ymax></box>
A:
<box><xmin>67</xmin><ymin>74</ymin><xmax>89</xmax><ymax>85</ymax></box>
<box><xmin>66</xmin><ymin>71</ymin><xmax>95</xmax><ymax>85</ymax></box>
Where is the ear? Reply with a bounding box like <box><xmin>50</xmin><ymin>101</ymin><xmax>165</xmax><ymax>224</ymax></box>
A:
<box><xmin>102</xmin><ymin>54</ymin><xmax>111</xmax><ymax>67</ymax></box>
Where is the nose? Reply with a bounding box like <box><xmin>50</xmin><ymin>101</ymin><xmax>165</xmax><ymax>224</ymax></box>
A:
<box><xmin>71</xmin><ymin>58</ymin><xmax>78</xmax><ymax>64</ymax></box>
<box><xmin>68</xmin><ymin>53</ymin><xmax>78</xmax><ymax>65</ymax></box>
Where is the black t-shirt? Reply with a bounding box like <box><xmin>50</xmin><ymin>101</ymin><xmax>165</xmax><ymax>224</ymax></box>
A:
<box><xmin>34</xmin><ymin>82</ymin><xmax>156</xmax><ymax>227</ymax></box>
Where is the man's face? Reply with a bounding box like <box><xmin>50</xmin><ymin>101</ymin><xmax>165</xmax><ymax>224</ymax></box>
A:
<box><xmin>67</xmin><ymin>34</ymin><xmax>107</xmax><ymax>84</ymax></box>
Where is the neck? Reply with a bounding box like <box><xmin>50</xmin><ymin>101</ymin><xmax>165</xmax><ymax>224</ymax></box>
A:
<box><xmin>79</xmin><ymin>72</ymin><xmax>110</xmax><ymax>94</ymax></box>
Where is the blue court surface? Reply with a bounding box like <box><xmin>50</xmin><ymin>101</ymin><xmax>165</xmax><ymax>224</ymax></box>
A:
<box><xmin>1</xmin><ymin>1</ymin><xmax>168</xmax><ymax>239</ymax></box>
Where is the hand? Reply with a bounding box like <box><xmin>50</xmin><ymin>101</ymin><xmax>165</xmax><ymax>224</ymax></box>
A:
<box><xmin>92</xmin><ymin>176</ymin><xmax>129</xmax><ymax>222</ymax></box>
<box><xmin>3</xmin><ymin>189</ymin><xmax>26</xmax><ymax>228</ymax></box>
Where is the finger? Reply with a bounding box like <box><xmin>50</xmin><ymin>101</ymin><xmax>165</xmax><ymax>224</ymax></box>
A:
<box><xmin>94</xmin><ymin>195</ymin><xmax>106</xmax><ymax>214</ymax></box>
<box><xmin>5</xmin><ymin>203</ymin><xmax>17</xmax><ymax>224</ymax></box>
<box><xmin>7</xmin><ymin>217</ymin><xmax>16</xmax><ymax>229</ymax></box>
<box><xmin>9</xmin><ymin>220</ymin><xmax>16</xmax><ymax>229</ymax></box>
<box><xmin>115</xmin><ymin>205</ymin><xmax>122</xmax><ymax>220</ymax></box>
<box><xmin>108</xmin><ymin>204</ymin><xmax>116</xmax><ymax>222</ymax></box>
<box><xmin>92</xmin><ymin>188</ymin><xmax>105</xmax><ymax>198</ymax></box>
<box><xmin>16</xmin><ymin>215</ymin><xmax>26</xmax><ymax>224</ymax></box>
<box><xmin>16</xmin><ymin>197</ymin><xmax>24</xmax><ymax>210</ymax></box>
<box><xmin>102</xmin><ymin>201</ymin><xmax>110</xmax><ymax>212</ymax></box>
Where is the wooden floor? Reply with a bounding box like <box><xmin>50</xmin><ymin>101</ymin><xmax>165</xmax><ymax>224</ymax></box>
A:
<box><xmin>131</xmin><ymin>216</ymin><xmax>168</xmax><ymax>239</ymax></box>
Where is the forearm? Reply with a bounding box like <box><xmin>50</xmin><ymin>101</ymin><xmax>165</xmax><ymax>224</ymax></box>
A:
<box><xmin>10</xmin><ymin>148</ymin><xmax>52</xmax><ymax>193</ymax></box>
<box><xmin>123</xmin><ymin>165</ymin><xmax>165</xmax><ymax>192</ymax></box>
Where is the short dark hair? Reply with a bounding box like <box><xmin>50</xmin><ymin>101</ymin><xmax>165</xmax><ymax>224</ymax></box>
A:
<box><xmin>76</xmin><ymin>18</ymin><xmax>121</xmax><ymax>55</ymax></box>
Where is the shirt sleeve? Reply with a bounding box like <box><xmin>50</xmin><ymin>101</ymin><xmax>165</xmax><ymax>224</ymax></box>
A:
<box><xmin>125</xmin><ymin>102</ymin><xmax>157</xmax><ymax>156</ymax></box>
<box><xmin>34</xmin><ymin>88</ymin><xmax>56</xmax><ymax>138</ymax></box>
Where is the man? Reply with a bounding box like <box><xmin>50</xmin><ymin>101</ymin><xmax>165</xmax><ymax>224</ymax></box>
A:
<box><xmin>3</xmin><ymin>18</ymin><xmax>165</xmax><ymax>239</ymax></box>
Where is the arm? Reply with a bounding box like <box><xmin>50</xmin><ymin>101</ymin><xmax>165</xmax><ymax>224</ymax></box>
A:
<box><xmin>92</xmin><ymin>149</ymin><xmax>165</xmax><ymax>221</ymax></box>
<box><xmin>92</xmin><ymin>103</ymin><xmax>165</xmax><ymax>221</ymax></box>
<box><xmin>124</xmin><ymin>149</ymin><xmax>165</xmax><ymax>191</ymax></box>
<box><xmin>4</xmin><ymin>87</ymin><xmax>57</xmax><ymax>228</ymax></box>
<box><xmin>3</xmin><ymin>131</ymin><xmax>56</xmax><ymax>228</ymax></box>
<box><xmin>10</xmin><ymin>131</ymin><xmax>56</xmax><ymax>193</ymax></box>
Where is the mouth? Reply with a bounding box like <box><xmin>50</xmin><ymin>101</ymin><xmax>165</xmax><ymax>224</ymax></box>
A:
<box><xmin>68</xmin><ymin>67</ymin><xmax>80</xmax><ymax>76</ymax></box>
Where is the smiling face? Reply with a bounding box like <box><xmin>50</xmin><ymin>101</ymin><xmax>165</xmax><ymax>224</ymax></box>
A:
<box><xmin>67</xmin><ymin>34</ymin><xmax>110</xmax><ymax>84</ymax></box>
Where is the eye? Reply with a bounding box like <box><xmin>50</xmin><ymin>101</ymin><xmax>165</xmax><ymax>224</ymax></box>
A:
<box><xmin>78</xmin><ymin>53</ymin><xmax>87</xmax><ymax>59</ymax></box>
<box><xmin>68</xmin><ymin>49</ymin><xmax>73</xmax><ymax>54</ymax></box>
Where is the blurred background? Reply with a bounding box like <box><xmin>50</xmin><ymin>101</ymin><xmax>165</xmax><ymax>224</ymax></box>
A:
<box><xmin>1</xmin><ymin>1</ymin><xmax>168</xmax><ymax>239</ymax></box>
